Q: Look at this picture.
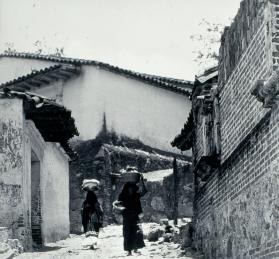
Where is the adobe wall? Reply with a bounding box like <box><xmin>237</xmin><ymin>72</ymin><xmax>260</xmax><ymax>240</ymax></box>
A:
<box><xmin>40</xmin><ymin>143</ymin><xmax>70</xmax><ymax>243</ymax></box>
<box><xmin>194</xmin><ymin>0</ymin><xmax>279</xmax><ymax>258</ymax></box>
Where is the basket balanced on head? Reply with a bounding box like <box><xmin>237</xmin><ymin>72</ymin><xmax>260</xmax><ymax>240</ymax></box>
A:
<box><xmin>82</xmin><ymin>179</ymin><xmax>100</xmax><ymax>191</ymax></box>
<box><xmin>121</xmin><ymin>166</ymin><xmax>141</xmax><ymax>183</ymax></box>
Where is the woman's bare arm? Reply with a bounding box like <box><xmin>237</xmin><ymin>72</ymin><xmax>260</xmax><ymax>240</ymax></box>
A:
<box><xmin>139</xmin><ymin>174</ymin><xmax>147</xmax><ymax>197</ymax></box>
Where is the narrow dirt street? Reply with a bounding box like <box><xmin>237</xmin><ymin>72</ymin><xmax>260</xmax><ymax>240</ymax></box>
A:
<box><xmin>15</xmin><ymin>225</ymin><xmax>196</xmax><ymax>259</ymax></box>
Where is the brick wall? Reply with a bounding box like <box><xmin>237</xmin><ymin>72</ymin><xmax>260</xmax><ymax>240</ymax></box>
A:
<box><xmin>193</xmin><ymin>0</ymin><xmax>279</xmax><ymax>258</ymax></box>
<box><xmin>219</xmin><ymin>3</ymin><xmax>273</xmax><ymax>162</ymax></box>
<box><xmin>218</xmin><ymin>0</ymin><xmax>267</xmax><ymax>87</ymax></box>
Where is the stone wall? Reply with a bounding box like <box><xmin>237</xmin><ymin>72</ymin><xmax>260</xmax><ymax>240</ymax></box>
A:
<box><xmin>195</xmin><ymin>108</ymin><xmax>279</xmax><ymax>258</ymax></box>
<box><xmin>142</xmin><ymin>165</ymin><xmax>193</xmax><ymax>223</ymax></box>
<box><xmin>193</xmin><ymin>0</ymin><xmax>279</xmax><ymax>258</ymax></box>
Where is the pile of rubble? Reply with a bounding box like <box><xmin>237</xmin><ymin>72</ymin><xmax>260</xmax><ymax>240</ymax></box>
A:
<box><xmin>0</xmin><ymin>227</ymin><xmax>23</xmax><ymax>259</ymax></box>
<box><xmin>143</xmin><ymin>219</ymin><xmax>204</xmax><ymax>259</ymax></box>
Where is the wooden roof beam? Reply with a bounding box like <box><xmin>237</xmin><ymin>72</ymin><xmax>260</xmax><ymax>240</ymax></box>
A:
<box><xmin>45</xmin><ymin>74</ymin><xmax>61</xmax><ymax>81</ymax></box>
<box><xmin>34</xmin><ymin>76</ymin><xmax>51</xmax><ymax>85</ymax></box>
<box><xmin>51</xmin><ymin>72</ymin><xmax>70</xmax><ymax>80</ymax></box>
<box><xmin>58</xmin><ymin>70</ymin><xmax>77</xmax><ymax>78</ymax></box>
<box><xmin>29</xmin><ymin>78</ymin><xmax>49</xmax><ymax>87</ymax></box>
<box><xmin>13</xmin><ymin>82</ymin><xmax>32</xmax><ymax>90</ymax></box>
<box><xmin>62</xmin><ymin>66</ymin><xmax>81</xmax><ymax>75</ymax></box>
<box><xmin>38</xmin><ymin>75</ymin><xmax>56</xmax><ymax>84</ymax></box>
<box><xmin>27</xmin><ymin>80</ymin><xmax>42</xmax><ymax>87</ymax></box>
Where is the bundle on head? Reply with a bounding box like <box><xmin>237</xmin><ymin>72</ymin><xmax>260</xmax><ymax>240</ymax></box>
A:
<box><xmin>82</xmin><ymin>179</ymin><xmax>100</xmax><ymax>191</ymax></box>
<box><xmin>121</xmin><ymin>166</ymin><xmax>141</xmax><ymax>183</ymax></box>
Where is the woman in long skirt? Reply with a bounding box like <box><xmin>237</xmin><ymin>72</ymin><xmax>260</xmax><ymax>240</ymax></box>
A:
<box><xmin>81</xmin><ymin>190</ymin><xmax>103</xmax><ymax>234</ymax></box>
<box><xmin>117</xmin><ymin>175</ymin><xmax>147</xmax><ymax>256</ymax></box>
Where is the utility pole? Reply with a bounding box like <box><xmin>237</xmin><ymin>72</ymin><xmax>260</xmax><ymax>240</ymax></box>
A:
<box><xmin>173</xmin><ymin>158</ymin><xmax>178</xmax><ymax>225</ymax></box>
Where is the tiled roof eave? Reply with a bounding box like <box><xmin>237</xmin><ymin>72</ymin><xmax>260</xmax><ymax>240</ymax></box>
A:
<box><xmin>0</xmin><ymin>52</ymin><xmax>193</xmax><ymax>97</ymax></box>
<box><xmin>0</xmin><ymin>63</ymin><xmax>81</xmax><ymax>91</ymax></box>
<box><xmin>171</xmin><ymin>109</ymin><xmax>194</xmax><ymax>151</ymax></box>
<box><xmin>0</xmin><ymin>89</ymin><xmax>79</xmax><ymax>157</ymax></box>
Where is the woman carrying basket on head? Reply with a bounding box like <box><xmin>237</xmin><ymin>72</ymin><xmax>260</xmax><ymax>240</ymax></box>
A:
<box><xmin>81</xmin><ymin>179</ymin><xmax>103</xmax><ymax>249</ymax></box>
<box><xmin>113</xmin><ymin>167</ymin><xmax>147</xmax><ymax>256</ymax></box>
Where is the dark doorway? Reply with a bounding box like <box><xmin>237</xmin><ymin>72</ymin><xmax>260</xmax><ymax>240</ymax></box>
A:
<box><xmin>31</xmin><ymin>150</ymin><xmax>43</xmax><ymax>248</ymax></box>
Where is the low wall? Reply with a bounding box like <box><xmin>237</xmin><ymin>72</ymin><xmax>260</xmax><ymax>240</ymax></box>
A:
<box><xmin>142</xmin><ymin>166</ymin><xmax>193</xmax><ymax>223</ymax></box>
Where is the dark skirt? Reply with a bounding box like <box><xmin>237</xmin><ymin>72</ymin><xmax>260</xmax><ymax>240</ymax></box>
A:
<box><xmin>122</xmin><ymin>212</ymin><xmax>145</xmax><ymax>251</ymax></box>
<box><xmin>82</xmin><ymin>211</ymin><xmax>101</xmax><ymax>233</ymax></box>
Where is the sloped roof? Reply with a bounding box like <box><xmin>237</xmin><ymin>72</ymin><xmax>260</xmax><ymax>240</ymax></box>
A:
<box><xmin>196</xmin><ymin>69</ymin><xmax>218</xmax><ymax>84</ymax></box>
<box><xmin>0</xmin><ymin>63</ymin><xmax>81</xmax><ymax>91</ymax></box>
<box><xmin>0</xmin><ymin>88</ymin><xmax>79</xmax><ymax>157</ymax></box>
<box><xmin>101</xmin><ymin>144</ymin><xmax>190</xmax><ymax>166</ymax></box>
<box><xmin>171</xmin><ymin>109</ymin><xmax>193</xmax><ymax>151</ymax></box>
<box><xmin>172</xmin><ymin>67</ymin><xmax>219</xmax><ymax>151</ymax></box>
<box><xmin>0</xmin><ymin>52</ymin><xmax>193</xmax><ymax>97</ymax></box>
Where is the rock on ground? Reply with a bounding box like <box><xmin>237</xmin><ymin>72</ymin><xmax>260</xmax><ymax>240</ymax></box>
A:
<box><xmin>0</xmin><ymin>239</ymin><xmax>24</xmax><ymax>259</ymax></box>
<box><xmin>15</xmin><ymin>224</ymin><xmax>197</xmax><ymax>259</ymax></box>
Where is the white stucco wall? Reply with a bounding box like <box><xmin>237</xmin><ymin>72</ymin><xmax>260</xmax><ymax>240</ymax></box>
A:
<box><xmin>62</xmin><ymin>66</ymin><xmax>191</xmax><ymax>153</ymax></box>
<box><xmin>0</xmin><ymin>57</ymin><xmax>191</xmax><ymax>153</ymax></box>
<box><xmin>41</xmin><ymin>143</ymin><xmax>70</xmax><ymax>243</ymax></box>
<box><xmin>0</xmin><ymin>57</ymin><xmax>53</xmax><ymax>83</ymax></box>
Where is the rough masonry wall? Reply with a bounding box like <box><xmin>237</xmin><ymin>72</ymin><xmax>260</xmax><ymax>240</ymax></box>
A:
<box><xmin>143</xmin><ymin>165</ymin><xmax>193</xmax><ymax>223</ymax></box>
<box><xmin>194</xmin><ymin>1</ymin><xmax>279</xmax><ymax>258</ymax></box>
<box><xmin>0</xmin><ymin>99</ymin><xmax>30</xmax><ymax>248</ymax></box>
<box><xmin>195</xmin><ymin>108</ymin><xmax>279</xmax><ymax>258</ymax></box>
<box><xmin>41</xmin><ymin>143</ymin><xmax>70</xmax><ymax>243</ymax></box>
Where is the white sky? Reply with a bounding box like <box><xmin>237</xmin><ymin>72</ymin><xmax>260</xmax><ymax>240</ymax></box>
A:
<box><xmin>0</xmin><ymin>0</ymin><xmax>241</xmax><ymax>80</ymax></box>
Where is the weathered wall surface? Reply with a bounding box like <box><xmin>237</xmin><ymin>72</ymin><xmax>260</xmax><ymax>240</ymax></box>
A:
<box><xmin>0</xmin><ymin>99</ymin><xmax>31</xmax><ymax>249</ymax></box>
<box><xmin>195</xmin><ymin>108</ymin><xmax>279</xmax><ymax>258</ymax></box>
<box><xmin>41</xmin><ymin>143</ymin><xmax>70</xmax><ymax>243</ymax></box>
<box><xmin>0</xmin><ymin>57</ymin><xmax>191</xmax><ymax>154</ymax></box>
<box><xmin>194</xmin><ymin>1</ymin><xmax>279</xmax><ymax>258</ymax></box>
<box><xmin>0</xmin><ymin>100</ymin><xmax>71</xmax><ymax>250</ymax></box>
<box><xmin>142</xmin><ymin>165</ymin><xmax>193</xmax><ymax>223</ymax></box>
